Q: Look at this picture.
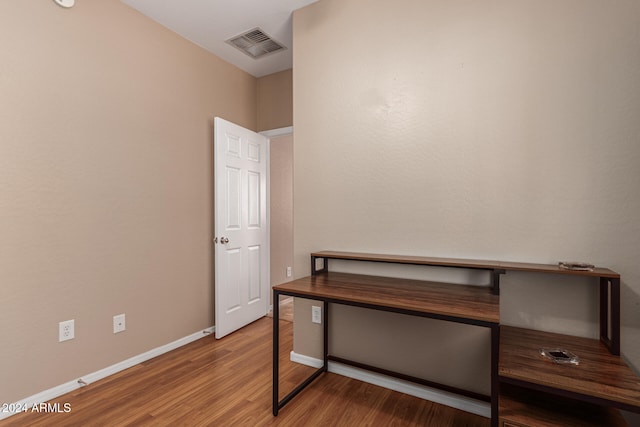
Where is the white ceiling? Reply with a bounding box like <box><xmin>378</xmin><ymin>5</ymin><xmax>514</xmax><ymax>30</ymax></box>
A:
<box><xmin>120</xmin><ymin>0</ymin><xmax>318</xmax><ymax>78</ymax></box>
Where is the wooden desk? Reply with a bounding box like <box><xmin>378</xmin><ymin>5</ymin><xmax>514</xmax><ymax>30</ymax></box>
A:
<box><xmin>272</xmin><ymin>251</ymin><xmax>635</xmax><ymax>427</ymax></box>
<box><xmin>272</xmin><ymin>271</ymin><xmax>500</xmax><ymax>425</ymax></box>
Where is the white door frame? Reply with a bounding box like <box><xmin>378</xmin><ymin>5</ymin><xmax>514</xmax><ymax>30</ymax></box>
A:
<box><xmin>260</xmin><ymin>126</ymin><xmax>293</xmax><ymax>139</ymax></box>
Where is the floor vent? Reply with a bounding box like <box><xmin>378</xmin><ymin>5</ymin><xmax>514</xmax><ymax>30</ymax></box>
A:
<box><xmin>226</xmin><ymin>27</ymin><xmax>286</xmax><ymax>59</ymax></box>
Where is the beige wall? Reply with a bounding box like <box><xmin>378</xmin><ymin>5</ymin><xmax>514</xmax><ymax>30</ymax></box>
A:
<box><xmin>292</xmin><ymin>0</ymin><xmax>640</xmax><ymax>393</ymax></box>
<box><xmin>257</xmin><ymin>69</ymin><xmax>293</xmax><ymax>131</ymax></box>
<box><xmin>269</xmin><ymin>134</ymin><xmax>294</xmax><ymax>288</ymax></box>
<box><xmin>0</xmin><ymin>1</ymin><xmax>256</xmax><ymax>404</ymax></box>
<box><xmin>260</xmin><ymin>70</ymin><xmax>294</xmax><ymax>291</ymax></box>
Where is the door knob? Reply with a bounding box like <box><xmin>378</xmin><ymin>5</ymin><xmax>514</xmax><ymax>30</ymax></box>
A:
<box><xmin>220</xmin><ymin>237</ymin><xmax>229</xmax><ymax>244</ymax></box>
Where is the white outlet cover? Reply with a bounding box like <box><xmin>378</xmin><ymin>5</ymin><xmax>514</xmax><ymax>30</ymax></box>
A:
<box><xmin>59</xmin><ymin>319</ymin><xmax>75</xmax><ymax>342</ymax></box>
<box><xmin>53</xmin><ymin>0</ymin><xmax>75</xmax><ymax>8</ymax></box>
<box><xmin>113</xmin><ymin>314</ymin><xmax>126</xmax><ymax>334</ymax></box>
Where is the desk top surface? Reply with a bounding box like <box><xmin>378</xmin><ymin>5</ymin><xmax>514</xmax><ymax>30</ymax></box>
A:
<box><xmin>274</xmin><ymin>271</ymin><xmax>499</xmax><ymax>325</ymax></box>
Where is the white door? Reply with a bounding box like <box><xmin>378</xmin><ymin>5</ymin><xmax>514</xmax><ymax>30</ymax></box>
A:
<box><xmin>214</xmin><ymin>117</ymin><xmax>269</xmax><ymax>339</ymax></box>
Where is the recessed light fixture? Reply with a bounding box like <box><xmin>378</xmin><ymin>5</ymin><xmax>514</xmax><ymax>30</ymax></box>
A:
<box><xmin>53</xmin><ymin>0</ymin><xmax>75</xmax><ymax>8</ymax></box>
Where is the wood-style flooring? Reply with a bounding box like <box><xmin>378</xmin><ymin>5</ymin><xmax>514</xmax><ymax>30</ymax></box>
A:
<box><xmin>1</xmin><ymin>315</ymin><xmax>489</xmax><ymax>426</ymax></box>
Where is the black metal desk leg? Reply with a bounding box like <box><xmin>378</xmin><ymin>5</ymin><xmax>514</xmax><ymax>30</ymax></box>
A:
<box><xmin>600</xmin><ymin>277</ymin><xmax>621</xmax><ymax>355</ymax></box>
<box><xmin>323</xmin><ymin>301</ymin><xmax>329</xmax><ymax>371</ymax></box>
<box><xmin>272</xmin><ymin>294</ymin><xmax>329</xmax><ymax>414</ymax></box>
<box><xmin>491</xmin><ymin>269</ymin><xmax>505</xmax><ymax>295</ymax></box>
<box><xmin>311</xmin><ymin>256</ymin><xmax>328</xmax><ymax>275</ymax></box>
<box><xmin>272</xmin><ymin>290</ymin><xmax>280</xmax><ymax>416</ymax></box>
<box><xmin>491</xmin><ymin>324</ymin><xmax>499</xmax><ymax>427</ymax></box>
<box><xmin>600</xmin><ymin>277</ymin><xmax>609</xmax><ymax>347</ymax></box>
<box><xmin>611</xmin><ymin>278</ymin><xmax>621</xmax><ymax>355</ymax></box>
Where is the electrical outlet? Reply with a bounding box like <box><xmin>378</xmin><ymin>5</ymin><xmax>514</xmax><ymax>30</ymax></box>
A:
<box><xmin>311</xmin><ymin>306</ymin><xmax>321</xmax><ymax>324</ymax></box>
<box><xmin>113</xmin><ymin>314</ymin><xmax>126</xmax><ymax>334</ymax></box>
<box><xmin>59</xmin><ymin>319</ymin><xmax>74</xmax><ymax>342</ymax></box>
<box><xmin>286</xmin><ymin>266</ymin><xmax>292</xmax><ymax>278</ymax></box>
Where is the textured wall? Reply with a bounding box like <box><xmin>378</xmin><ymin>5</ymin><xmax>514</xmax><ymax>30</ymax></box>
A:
<box><xmin>270</xmin><ymin>134</ymin><xmax>294</xmax><ymax>289</ymax></box>
<box><xmin>292</xmin><ymin>0</ymin><xmax>640</xmax><ymax>393</ymax></box>
<box><xmin>0</xmin><ymin>1</ymin><xmax>256</xmax><ymax>404</ymax></box>
<box><xmin>257</xmin><ymin>69</ymin><xmax>293</xmax><ymax>132</ymax></box>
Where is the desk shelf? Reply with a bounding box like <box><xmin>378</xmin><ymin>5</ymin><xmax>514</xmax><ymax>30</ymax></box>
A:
<box><xmin>311</xmin><ymin>250</ymin><xmax>619</xmax><ymax>279</ymax></box>
<box><xmin>499</xmin><ymin>384</ymin><xmax>628</xmax><ymax>427</ymax></box>
<box><xmin>311</xmin><ymin>251</ymin><xmax>621</xmax><ymax>355</ymax></box>
<box><xmin>499</xmin><ymin>326</ymin><xmax>640</xmax><ymax>412</ymax></box>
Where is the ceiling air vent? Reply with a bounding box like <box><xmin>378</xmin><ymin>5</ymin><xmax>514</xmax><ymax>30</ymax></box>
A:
<box><xmin>226</xmin><ymin>27</ymin><xmax>287</xmax><ymax>59</ymax></box>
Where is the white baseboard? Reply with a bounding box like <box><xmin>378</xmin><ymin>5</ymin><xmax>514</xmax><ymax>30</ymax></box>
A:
<box><xmin>289</xmin><ymin>350</ymin><xmax>324</xmax><ymax>368</ymax></box>
<box><xmin>289</xmin><ymin>351</ymin><xmax>490</xmax><ymax>418</ymax></box>
<box><xmin>0</xmin><ymin>326</ymin><xmax>215</xmax><ymax>421</ymax></box>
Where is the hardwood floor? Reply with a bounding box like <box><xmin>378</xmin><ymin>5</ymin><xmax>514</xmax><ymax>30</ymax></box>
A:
<box><xmin>1</xmin><ymin>317</ymin><xmax>489</xmax><ymax>426</ymax></box>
